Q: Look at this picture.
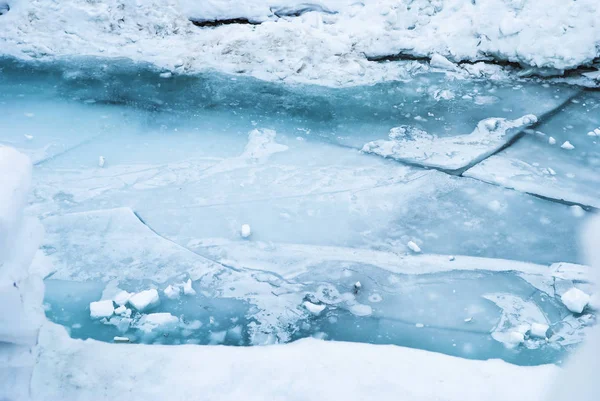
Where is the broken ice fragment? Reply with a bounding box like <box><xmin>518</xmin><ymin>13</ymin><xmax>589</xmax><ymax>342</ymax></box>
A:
<box><xmin>24</xmin><ymin>134</ymin><xmax>33</xmax><ymax>140</ymax></box>
<box><xmin>136</xmin><ymin>313</ymin><xmax>179</xmax><ymax>333</ymax></box>
<box><xmin>89</xmin><ymin>300</ymin><xmax>114</xmax><ymax>319</ymax></box>
<box><xmin>560</xmin><ymin>141</ymin><xmax>575</xmax><ymax>150</ymax></box>
<box><xmin>113</xmin><ymin>336</ymin><xmax>130</xmax><ymax>343</ymax></box>
<box><xmin>98</xmin><ymin>156</ymin><xmax>105</xmax><ymax>167</ymax></box>
<box><xmin>464</xmin><ymin>317</ymin><xmax>473</xmax><ymax>323</ymax></box>
<box><xmin>128</xmin><ymin>289</ymin><xmax>160</xmax><ymax>312</ymax></box>
<box><xmin>182</xmin><ymin>279</ymin><xmax>196</xmax><ymax>296</ymax></box>
<box><xmin>114</xmin><ymin>305</ymin><xmax>131</xmax><ymax>317</ymax></box>
<box><xmin>303</xmin><ymin>301</ymin><xmax>326</xmax><ymax>315</ymax></box>
<box><xmin>163</xmin><ymin>285</ymin><xmax>180</xmax><ymax>299</ymax></box>
<box><xmin>529</xmin><ymin>323</ymin><xmax>549</xmax><ymax>339</ymax></box>
<box><xmin>362</xmin><ymin>115</ymin><xmax>537</xmax><ymax>170</ymax></box>
<box><xmin>113</xmin><ymin>291</ymin><xmax>132</xmax><ymax>306</ymax></box>
<box><xmin>159</xmin><ymin>72</ymin><xmax>172</xmax><ymax>79</ymax></box>
<box><xmin>548</xmin><ymin>137</ymin><xmax>556</xmax><ymax>145</ymax></box>
<box><xmin>415</xmin><ymin>323</ymin><xmax>424</xmax><ymax>328</ymax></box>
<box><xmin>429</xmin><ymin>54</ymin><xmax>459</xmax><ymax>71</ymax></box>
<box><xmin>449</xmin><ymin>256</ymin><xmax>455</xmax><ymax>261</ymax></box>
<box><xmin>561</xmin><ymin>287</ymin><xmax>590</xmax><ymax>314</ymax></box>
<box><xmin>407</xmin><ymin>241</ymin><xmax>421</xmax><ymax>253</ymax></box>
<box><xmin>241</xmin><ymin>224</ymin><xmax>252</xmax><ymax>238</ymax></box>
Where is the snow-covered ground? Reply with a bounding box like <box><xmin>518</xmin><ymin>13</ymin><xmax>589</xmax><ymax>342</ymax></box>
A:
<box><xmin>0</xmin><ymin>0</ymin><xmax>599</xmax><ymax>86</ymax></box>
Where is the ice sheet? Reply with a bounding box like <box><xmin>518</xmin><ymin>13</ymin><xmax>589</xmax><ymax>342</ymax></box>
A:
<box><xmin>465</xmin><ymin>92</ymin><xmax>600</xmax><ymax>208</ymax></box>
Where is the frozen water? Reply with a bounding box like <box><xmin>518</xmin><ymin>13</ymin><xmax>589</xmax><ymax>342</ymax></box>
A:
<box><xmin>465</xmin><ymin>92</ymin><xmax>600</xmax><ymax>208</ymax></box>
<box><xmin>1</xmin><ymin>59</ymin><xmax>596</xmax><ymax>371</ymax></box>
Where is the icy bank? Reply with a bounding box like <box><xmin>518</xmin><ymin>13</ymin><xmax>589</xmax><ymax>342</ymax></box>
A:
<box><xmin>0</xmin><ymin>0</ymin><xmax>599</xmax><ymax>86</ymax></box>
<box><xmin>31</xmin><ymin>322</ymin><xmax>556</xmax><ymax>401</ymax></box>
<box><xmin>0</xmin><ymin>146</ymin><xmax>45</xmax><ymax>401</ymax></box>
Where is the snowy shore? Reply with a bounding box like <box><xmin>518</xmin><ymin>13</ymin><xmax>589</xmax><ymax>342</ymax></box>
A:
<box><xmin>0</xmin><ymin>0</ymin><xmax>599</xmax><ymax>87</ymax></box>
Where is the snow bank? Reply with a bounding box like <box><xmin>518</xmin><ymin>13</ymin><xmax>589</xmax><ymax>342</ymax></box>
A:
<box><xmin>0</xmin><ymin>0</ymin><xmax>598</xmax><ymax>86</ymax></box>
<box><xmin>0</xmin><ymin>146</ymin><xmax>45</xmax><ymax>401</ymax></box>
<box><xmin>31</xmin><ymin>322</ymin><xmax>556</xmax><ymax>401</ymax></box>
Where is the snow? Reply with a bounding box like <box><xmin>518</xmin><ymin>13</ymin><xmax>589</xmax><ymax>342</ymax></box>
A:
<box><xmin>29</xmin><ymin>322</ymin><xmax>558</xmax><ymax>401</ymax></box>
<box><xmin>303</xmin><ymin>301</ymin><xmax>326</xmax><ymax>315</ymax></box>
<box><xmin>128</xmin><ymin>289</ymin><xmax>161</xmax><ymax>312</ymax></box>
<box><xmin>561</xmin><ymin>288</ymin><xmax>591</xmax><ymax>314</ymax></box>
<box><xmin>89</xmin><ymin>300</ymin><xmax>114</xmax><ymax>319</ymax></box>
<box><xmin>1</xmin><ymin>1</ymin><xmax>599</xmax><ymax>87</ymax></box>
<box><xmin>362</xmin><ymin>115</ymin><xmax>537</xmax><ymax>171</ymax></box>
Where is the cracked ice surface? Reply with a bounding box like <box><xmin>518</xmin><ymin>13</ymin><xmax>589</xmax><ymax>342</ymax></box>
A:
<box><xmin>2</xmin><ymin>60</ymin><xmax>595</xmax><ymax>368</ymax></box>
<box><xmin>465</xmin><ymin>92</ymin><xmax>600</xmax><ymax>208</ymax></box>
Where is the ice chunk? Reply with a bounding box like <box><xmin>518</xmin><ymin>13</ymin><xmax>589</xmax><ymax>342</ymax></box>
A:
<box><xmin>136</xmin><ymin>313</ymin><xmax>179</xmax><ymax>333</ymax></box>
<box><xmin>114</xmin><ymin>305</ymin><xmax>131</xmax><ymax>318</ymax></box>
<box><xmin>128</xmin><ymin>289</ymin><xmax>160</xmax><ymax>312</ymax></box>
<box><xmin>89</xmin><ymin>300</ymin><xmax>114</xmax><ymax>319</ymax></box>
<box><xmin>159</xmin><ymin>72</ymin><xmax>172</xmax><ymax>79</ymax></box>
<box><xmin>561</xmin><ymin>141</ymin><xmax>575</xmax><ymax>150</ymax></box>
<box><xmin>113</xmin><ymin>336</ymin><xmax>130</xmax><ymax>343</ymax></box>
<box><xmin>407</xmin><ymin>241</ymin><xmax>422</xmax><ymax>253</ymax></box>
<box><xmin>113</xmin><ymin>291</ymin><xmax>132</xmax><ymax>306</ymax></box>
<box><xmin>362</xmin><ymin>115</ymin><xmax>537</xmax><ymax>171</ymax></box>
<box><xmin>163</xmin><ymin>285</ymin><xmax>180</xmax><ymax>299</ymax></box>
<box><xmin>530</xmin><ymin>323</ymin><xmax>549</xmax><ymax>339</ymax></box>
<box><xmin>561</xmin><ymin>288</ymin><xmax>590</xmax><ymax>314</ymax></box>
<box><xmin>241</xmin><ymin>224</ymin><xmax>252</xmax><ymax>239</ymax></box>
<box><xmin>303</xmin><ymin>301</ymin><xmax>326</xmax><ymax>315</ymax></box>
<box><xmin>492</xmin><ymin>331</ymin><xmax>525</xmax><ymax>348</ymax></box>
<box><xmin>182</xmin><ymin>279</ymin><xmax>196</xmax><ymax>296</ymax></box>
<box><xmin>430</xmin><ymin>54</ymin><xmax>459</xmax><ymax>71</ymax></box>
<box><xmin>98</xmin><ymin>156</ymin><xmax>105</xmax><ymax>168</ymax></box>
<box><xmin>548</xmin><ymin>137</ymin><xmax>556</xmax><ymax>145</ymax></box>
